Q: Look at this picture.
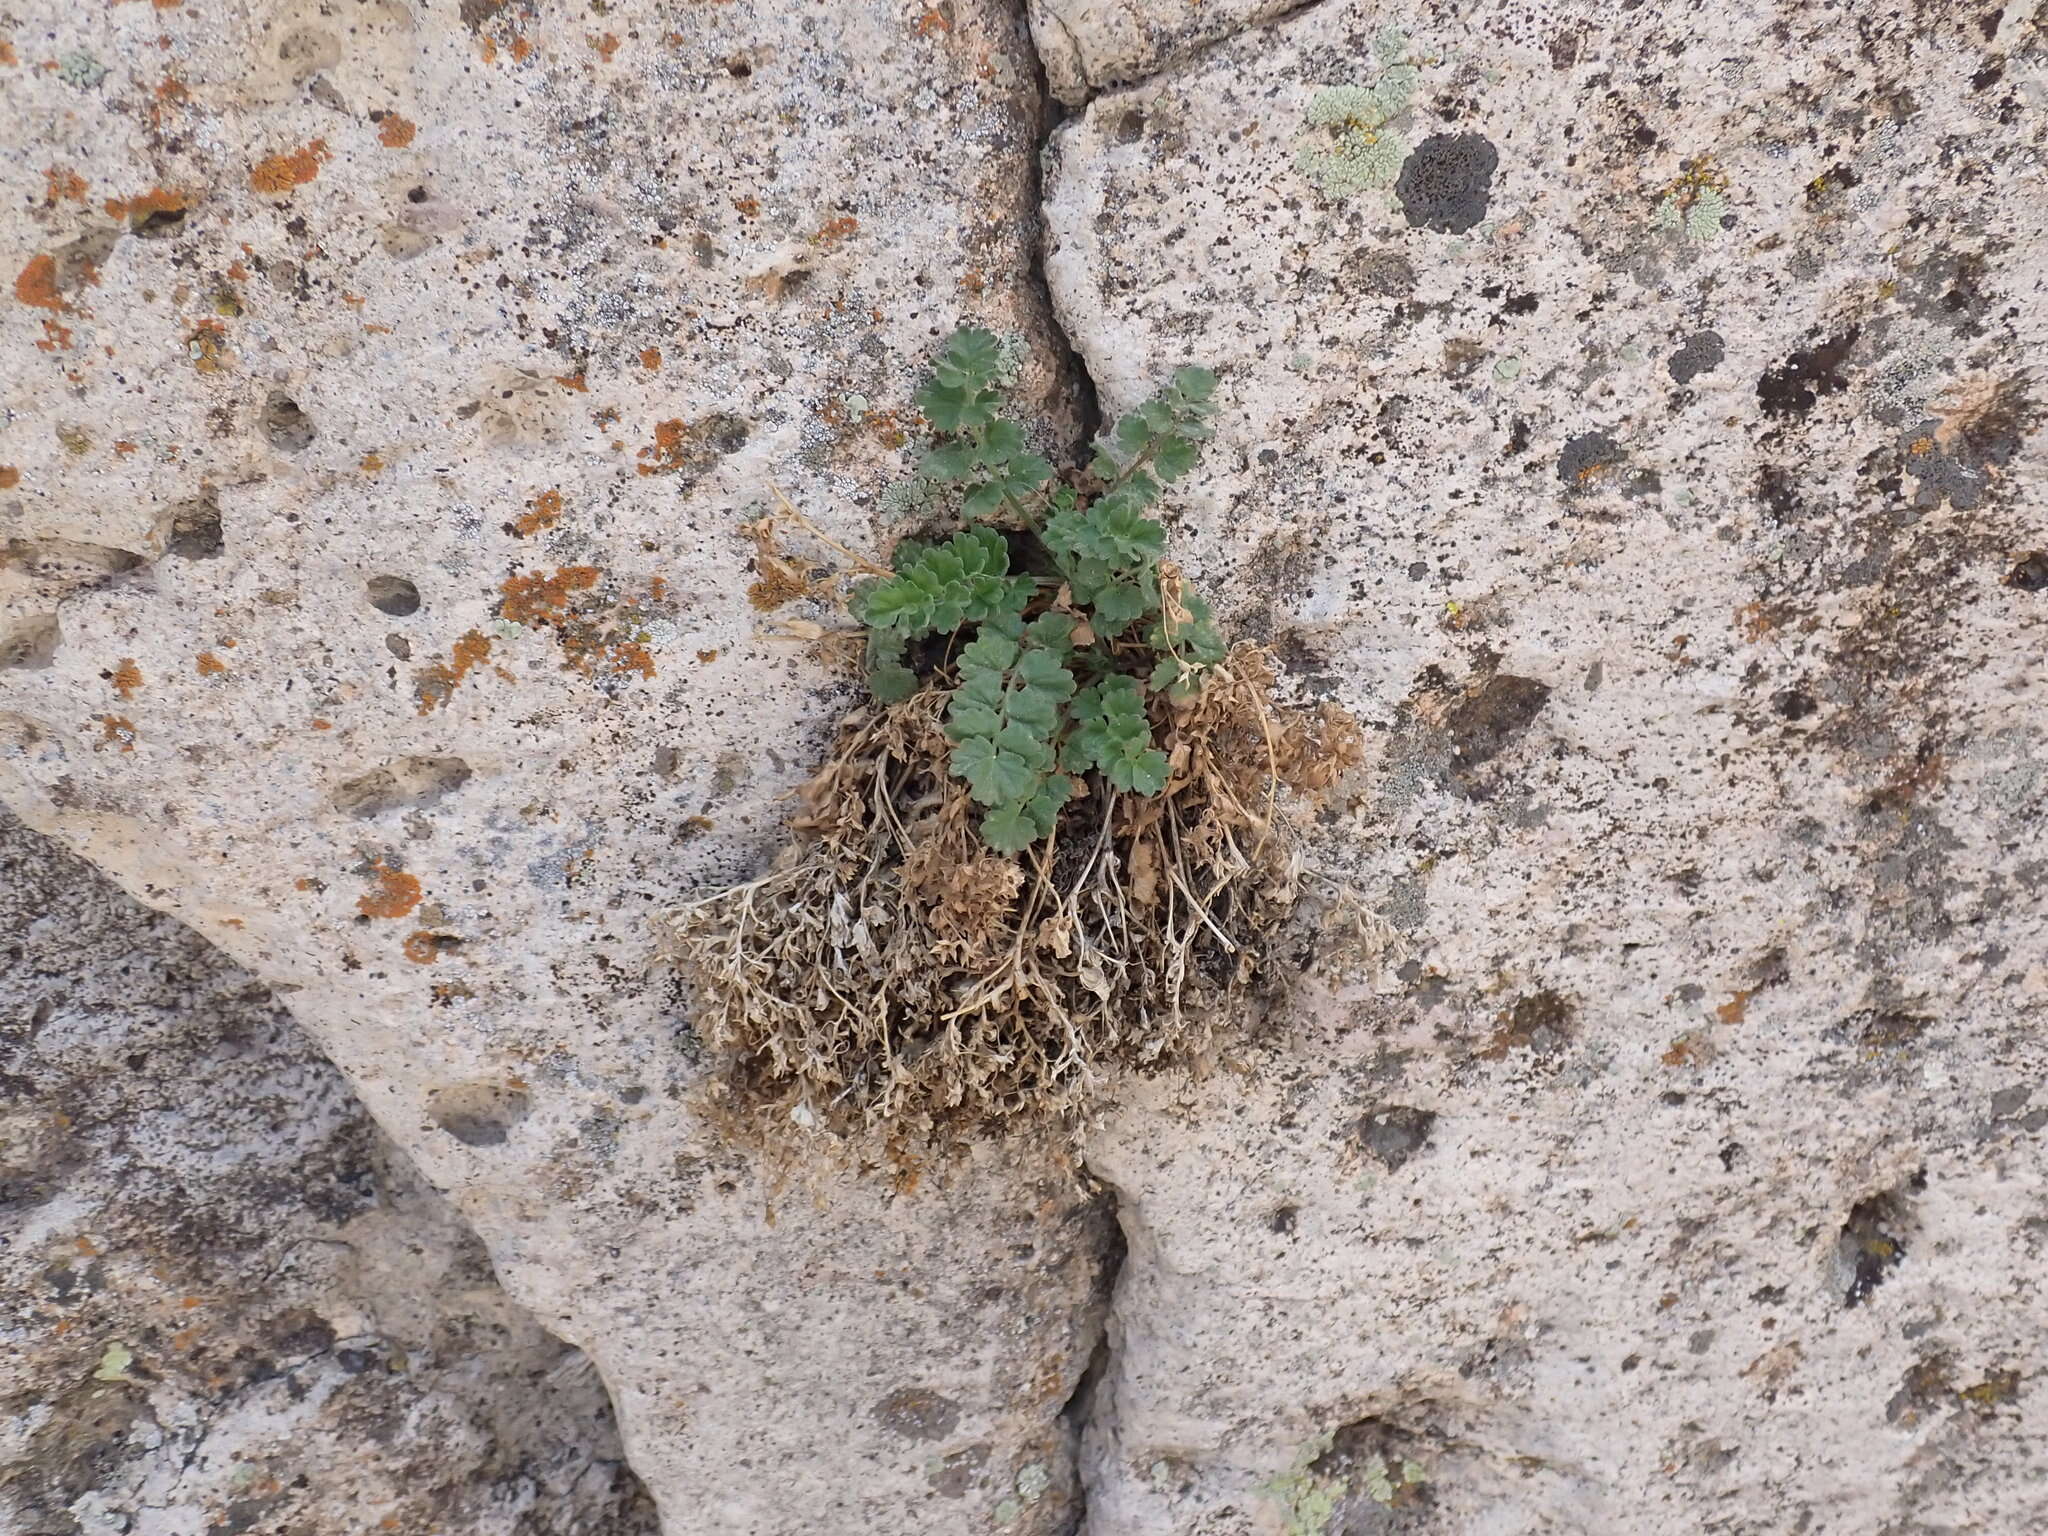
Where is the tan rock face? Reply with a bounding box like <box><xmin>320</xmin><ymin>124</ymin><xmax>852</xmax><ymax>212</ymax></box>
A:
<box><xmin>6</xmin><ymin>0</ymin><xmax>2048</xmax><ymax>1532</ymax></box>
<box><xmin>1047</xmin><ymin>0</ymin><xmax>2048</xmax><ymax>1530</ymax></box>
<box><xmin>1</xmin><ymin>810</ymin><xmax>656</xmax><ymax>1536</ymax></box>
<box><xmin>3</xmin><ymin>2</ymin><xmax>1109</xmax><ymax>1532</ymax></box>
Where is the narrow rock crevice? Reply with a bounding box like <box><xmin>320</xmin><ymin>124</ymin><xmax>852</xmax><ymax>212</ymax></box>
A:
<box><xmin>1059</xmin><ymin>1165</ymin><xmax>1129</xmax><ymax>1533</ymax></box>
<box><xmin>1013</xmin><ymin>3</ymin><xmax>1101</xmax><ymax>451</ymax></box>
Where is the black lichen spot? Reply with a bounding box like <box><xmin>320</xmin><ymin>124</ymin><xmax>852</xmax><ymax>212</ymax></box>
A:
<box><xmin>1772</xmin><ymin>688</ymin><xmax>1817</xmax><ymax>721</ymax></box>
<box><xmin>1557</xmin><ymin>430</ymin><xmax>1624</xmax><ymax>490</ymax></box>
<box><xmin>1445</xmin><ymin>674</ymin><xmax>1551</xmax><ymax>771</ymax></box>
<box><xmin>1351</xmin><ymin>1105</ymin><xmax>1437</xmax><ymax>1171</ymax></box>
<box><xmin>1481</xmin><ymin>988</ymin><xmax>1575</xmax><ymax>1059</ymax></box>
<box><xmin>1804</xmin><ymin>163</ymin><xmax>1859</xmax><ymax>208</ymax></box>
<box><xmin>1667</xmin><ymin>330</ymin><xmax>1726</xmax><ymax>385</ymax></box>
<box><xmin>1394</xmin><ymin>133</ymin><xmax>1499</xmax><ymax>235</ymax></box>
<box><xmin>366</xmin><ymin>575</ymin><xmax>421</xmax><ymax>617</ymax></box>
<box><xmin>2007</xmin><ymin>551</ymin><xmax>2048</xmax><ymax>591</ymax></box>
<box><xmin>1757</xmin><ymin>328</ymin><xmax>1860</xmax><ymax>418</ymax></box>
<box><xmin>1754</xmin><ymin>463</ymin><xmax>1801</xmax><ymax>523</ymax></box>
<box><xmin>873</xmin><ymin>1387</ymin><xmax>961</xmax><ymax>1443</ymax></box>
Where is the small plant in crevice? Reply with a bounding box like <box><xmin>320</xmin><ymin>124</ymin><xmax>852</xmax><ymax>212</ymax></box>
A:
<box><xmin>665</xmin><ymin>328</ymin><xmax>1369</xmax><ymax>1132</ymax></box>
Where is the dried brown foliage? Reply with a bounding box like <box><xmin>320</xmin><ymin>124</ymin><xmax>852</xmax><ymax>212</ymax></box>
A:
<box><xmin>664</xmin><ymin>646</ymin><xmax>1365</xmax><ymax>1133</ymax></box>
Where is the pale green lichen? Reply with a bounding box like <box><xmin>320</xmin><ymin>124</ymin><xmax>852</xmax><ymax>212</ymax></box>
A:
<box><xmin>1294</xmin><ymin>27</ymin><xmax>1422</xmax><ymax>199</ymax></box>
<box><xmin>1014</xmin><ymin>1463</ymin><xmax>1051</xmax><ymax>1503</ymax></box>
<box><xmin>1264</xmin><ymin>1431</ymin><xmax>1344</xmax><ymax>1536</ymax></box>
<box><xmin>1493</xmin><ymin>355</ymin><xmax>1523</xmax><ymax>383</ymax></box>
<box><xmin>58</xmin><ymin>51</ymin><xmax>108</xmax><ymax>89</ymax></box>
<box><xmin>1652</xmin><ymin>161</ymin><xmax>1733</xmax><ymax>240</ymax></box>
<box><xmin>93</xmin><ymin>1342</ymin><xmax>134</xmax><ymax>1382</ymax></box>
<box><xmin>1361</xmin><ymin>1453</ymin><xmax>1428</xmax><ymax>1504</ymax></box>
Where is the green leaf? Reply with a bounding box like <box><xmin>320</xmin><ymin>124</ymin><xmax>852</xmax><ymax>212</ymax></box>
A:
<box><xmin>946</xmin><ymin>698</ymin><xmax>1002</xmax><ymax>740</ymax></box>
<box><xmin>1025</xmin><ymin>774</ymin><xmax>1074</xmax><ymax>838</ymax></box>
<box><xmin>1015</xmin><ymin>647</ymin><xmax>1077</xmax><ymax>696</ymax></box>
<box><xmin>1172</xmin><ymin>365</ymin><xmax>1218</xmax><ymax>403</ymax></box>
<box><xmin>983</xmin><ymin>418</ymin><xmax>1027</xmax><ymax>459</ymax></box>
<box><xmin>1152</xmin><ymin>434</ymin><xmax>1199</xmax><ymax>482</ymax></box>
<box><xmin>1108</xmin><ymin>746</ymin><xmax>1171</xmax><ymax>796</ymax></box>
<box><xmin>979</xmin><ymin>800</ymin><xmax>1039</xmax><ymax>855</ymax></box>
<box><xmin>918</xmin><ymin>380</ymin><xmax>999</xmax><ymax>433</ymax></box>
<box><xmin>1149</xmin><ymin>656</ymin><xmax>1183</xmax><ymax>692</ymax></box>
<box><xmin>869</xmin><ymin>661</ymin><xmax>918</xmax><ymax>702</ymax></box>
<box><xmin>923</xmin><ymin>442</ymin><xmax>976</xmax><ymax>480</ymax></box>
<box><xmin>1092</xmin><ymin>581</ymin><xmax>1150</xmax><ymax>631</ymax></box>
<box><xmin>961</xmin><ymin>482</ymin><xmax>1006</xmax><ymax>520</ymax></box>
<box><xmin>937</xmin><ymin>327</ymin><xmax>1003</xmax><ymax>386</ymax></box>
<box><xmin>1027</xmin><ymin>612</ymin><xmax>1077</xmax><ymax>652</ymax></box>
<box><xmin>953</xmin><ymin>736</ymin><xmax>1039</xmax><ymax>806</ymax></box>
<box><xmin>995</xmin><ymin>719</ymin><xmax>1054</xmax><ymax>770</ymax></box>
<box><xmin>958</xmin><ymin>630</ymin><xmax>1019</xmax><ymax>674</ymax></box>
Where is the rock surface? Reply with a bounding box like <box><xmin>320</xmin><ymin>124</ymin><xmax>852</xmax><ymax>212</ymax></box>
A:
<box><xmin>2</xmin><ymin>808</ymin><xmax>655</xmax><ymax>1536</ymax></box>
<box><xmin>1047</xmin><ymin>0</ymin><xmax>2048</xmax><ymax>1529</ymax></box>
<box><xmin>3</xmin><ymin>1</ymin><xmax>1111</xmax><ymax>1532</ymax></box>
<box><xmin>6</xmin><ymin>0</ymin><xmax>2048</xmax><ymax>1532</ymax></box>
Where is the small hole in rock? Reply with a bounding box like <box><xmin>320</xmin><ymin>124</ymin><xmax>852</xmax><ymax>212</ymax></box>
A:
<box><xmin>726</xmin><ymin>56</ymin><xmax>752</xmax><ymax>78</ymax></box>
<box><xmin>366</xmin><ymin>575</ymin><xmax>421</xmax><ymax>617</ymax></box>
<box><xmin>406</xmin><ymin>185</ymin><xmax>428</xmax><ymax>204</ymax></box>
<box><xmin>261</xmin><ymin>391</ymin><xmax>317</xmax><ymax>452</ymax></box>
<box><xmin>133</xmin><ymin>208</ymin><xmax>187</xmax><ymax>239</ymax></box>
<box><xmin>1116</xmin><ymin>109</ymin><xmax>1146</xmax><ymax>143</ymax></box>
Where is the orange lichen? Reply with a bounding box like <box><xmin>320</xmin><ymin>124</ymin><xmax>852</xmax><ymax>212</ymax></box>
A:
<box><xmin>403</xmin><ymin>930</ymin><xmax>453</xmax><ymax>964</ymax></box>
<box><xmin>358</xmin><ymin>860</ymin><xmax>423</xmax><ymax>919</ymax></box>
<box><xmin>0</xmin><ymin>41</ymin><xmax>17</xmax><ymax>66</ymax></box>
<box><xmin>1662</xmin><ymin>1033</ymin><xmax>1717</xmax><ymax>1068</ymax></box>
<box><xmin>249</xmin><ymin>139</ymin><xmax>329</xmax><ymax>195</ymax></box>
<box><xmin>554</xmin><ymin>372</ymin><xmax>588</xmax><ymax>392</ymax></box>
<box><xmin>0</xmin><ymin>467</ymin><xmax>19</xmax><ymax>489</ymax></box>
<box><xmin>377</xmin><ymin>114</ymin><xmax>417</xmax><ymax>148</ymax></box>
<box><xmin>110</xmin><ymin>659</ymin><xmax>143</xmax><ymax>699</ymax></box>
<box><xmin>1715</xmin><ymin>989</ymin><xmax>1755</xmax><ymax>1025</ymax></box>
<box><xmin>592</xmin><ymin>32</ymin><xmax>620</xmax><ymax>60</ymax></box>
<box><xmin>812</xmin><ymin>215</ymin><xmax>859</xmax><ymax>245</ymax></box>
<box><xmin>14</xmin><ymin>253</ymin><xmax>66</xmax><ymax>312</ymax></box>
<box><xmin>913</xmin><ymin>8</ymin><xmax>952</xmax><ymax>35</ymax></box>
<box><xmin>360</xmin><ymin>452</ymin><xmax>384</xmax><ymax>474</ymax></box>
<box><xmin>509</xmin><ymin>34</ymin><xmax>533</xmax><ymax>61</ymax></box>
<box><xmin>513</xmin><ymin>487</ymin><xmax>564</xmax><ymax>536</ymax></box>
<box><xmin>195</xmin><ymin>651</ymin><xmax>226</xmax><ymax>675</ymax></box>
<box><xmin>609</xmin><ymin>642</ymin><xmax>655</xmax><ymax>679</ymax></box>
<box><xmin>500</xmin><ymin>566</ymin><xmax>601</xmax><ymax>624</ymax></box>
<box><xmin>187</xmin><ymin>319</ymin><xmax>227</xmax><ymax>373</ymax></box>
<box><xmin>37</xmin><ymin>318</ymin><xmax>74</xmax><ymax>353</ymax></box>
<box><xmin>732</xmin><ymin>196</ymin><xmax>760</xmax><ymax>217</ymax></box>
<box><xmin>94</xmin><ymin>715</ymin><xmax>137</xmax><ymax>752</ymax></box>
<box><xmin>44</xmin><ymin>167</ymin><xmax>87</xmax><ymax>204</ymax></box>
<box><xmin>639</xmin><ymin>346</ymin><xmax>662</xmax><ymax>371</ymax></box>
<box><xmin>414</xmin><ymin>628</ymin><xmax>492</xmax><ymax>714</ymax></box>
<box><xmin>696</xmin><ymin>648</ymin><xmax>719</xmax><ymax>663</ymax></box>
<box><xmin>103</xmin><ymin>185</ymin><xmax>189</xmax><ymax>225</ymax></box>
<box><xmin>480</xmin><ymin>35</ymin><xmax>498</xmax><ymax>63</ymax></box>
<box><xmin>311</xmin><ymin>718</ymin><xmax>332</xmax><ymax>730</ymax></box>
